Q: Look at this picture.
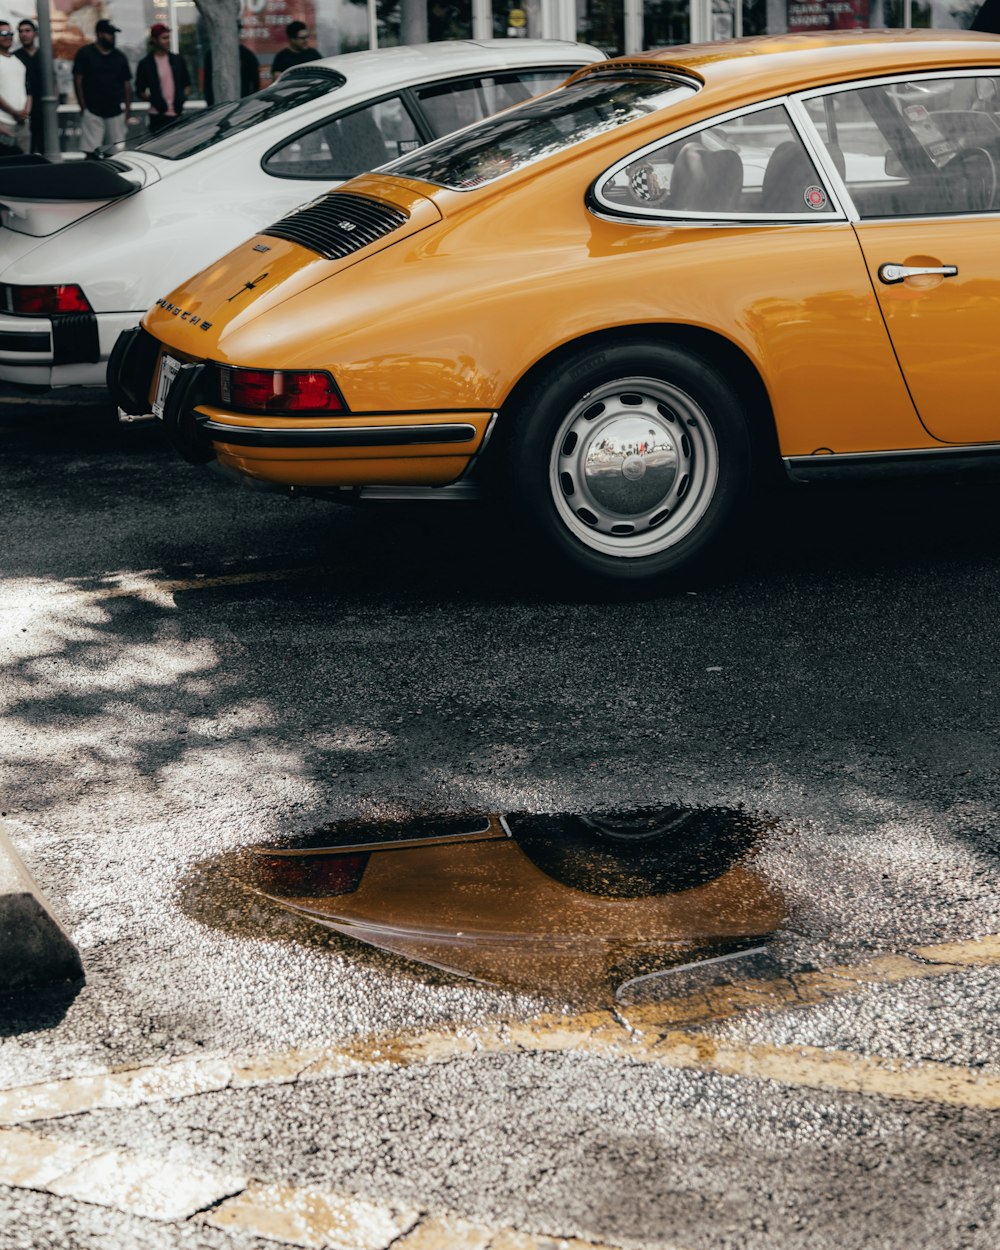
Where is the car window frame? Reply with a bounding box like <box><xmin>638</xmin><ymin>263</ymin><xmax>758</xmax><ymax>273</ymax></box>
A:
<box><xmin>261</xmin><ymin>89</ymin><xmax>431</xmax><ymax>181</ymax></box>
<box><xmin>259</xmin><ymin>65</ymin><xmax>593</xmax><ymax>183</ymax></box>
<box><xmin>791</xmin><ymin>67</ymin><xmax>1000</xmax><ymax>224</ymax></box>
<box><xmin>590</xmin><ymin>95</ymin><xmax>849</xmax><ymax>226</ymax></box>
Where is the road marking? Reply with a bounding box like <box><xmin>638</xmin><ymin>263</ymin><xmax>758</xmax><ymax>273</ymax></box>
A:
<box><xmin>2</xmin><ymin>935</ymin><xmax>998</xmax><ymax>1129</ymax></box>
<box><xmin>0</xmin><ymin>1126</ymin><xmax>245</xmax><ymax>1221</ymax></box>
<box><xmin>633</xmin><ymin>1034</ymin><xmax>1000</xmax><ymax>1109</ymax></box>
<box><xmin>199</xmin><ymin>1183</ymin><xmax>418</xmax><ymax>1249</ymax></box>
<box><xmin>0</xmin><ymin>1124</ymin><xmax>644</xmax><ymax>1250</ymax></box>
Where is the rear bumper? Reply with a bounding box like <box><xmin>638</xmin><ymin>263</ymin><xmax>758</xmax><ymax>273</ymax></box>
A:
<box><xmin>0</xmin><ymin>309</ymin><xmax>141</xmax><ymax>389</ymax></box>
<box><xmin>108</xmin><ymin>326</ymin><xmax>495</xmax><ymax>482</ymax></box>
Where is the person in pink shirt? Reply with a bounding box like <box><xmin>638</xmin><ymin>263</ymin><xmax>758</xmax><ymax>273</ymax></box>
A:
<box><xmin>135</xmin><ymin>23</ymin><xmax>190</xmax><ymax>134</ymax></box>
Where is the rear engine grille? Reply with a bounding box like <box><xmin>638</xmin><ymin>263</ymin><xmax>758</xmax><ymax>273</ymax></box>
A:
<box><xmin>263</xmin><ymin>192</ymin><xmax>408</xmax><ymax>261</ymax></box>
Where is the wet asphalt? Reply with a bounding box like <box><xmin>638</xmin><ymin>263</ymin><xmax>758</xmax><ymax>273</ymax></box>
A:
<box><xmin>0</xmin><ymin>390</ymin><xmax>999</xmax><ymax>1250</ymax></box>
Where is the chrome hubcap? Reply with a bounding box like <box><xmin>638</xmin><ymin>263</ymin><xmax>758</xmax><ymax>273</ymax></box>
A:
<box><xmin>548</xmin><ymin>376</ymin><xmax>719</xmax><ymax>559</ymax></box>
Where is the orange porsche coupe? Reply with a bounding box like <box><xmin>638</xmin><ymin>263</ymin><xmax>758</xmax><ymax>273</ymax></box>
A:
<box><xmin>111</xmin><ymin>31</ymin><xmax>1000</xmax><ymax>586</ymax></box>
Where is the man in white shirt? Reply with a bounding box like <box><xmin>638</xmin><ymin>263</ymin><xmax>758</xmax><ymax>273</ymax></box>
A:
<box><xmin>0</xmin><ymin>18</ymin><xmax>30</xmax><ymax>154</ymax></box>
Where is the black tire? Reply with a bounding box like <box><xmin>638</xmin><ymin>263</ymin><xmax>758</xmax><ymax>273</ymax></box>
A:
<box><xmin>501</xmin><ymin>340</ymin><xmax>751</xmax><ymax>586</ymax></box>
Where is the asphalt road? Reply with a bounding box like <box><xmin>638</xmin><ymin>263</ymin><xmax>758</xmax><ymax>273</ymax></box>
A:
<box><xmin>1</xmin><ymin>390</ymin><xmax>998</xmax><ymax>1250</ymax></box>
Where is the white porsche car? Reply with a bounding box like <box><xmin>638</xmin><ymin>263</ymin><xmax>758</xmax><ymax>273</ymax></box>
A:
<box><xmin>0</xmin><ymin>39</ymin><xmax>602</xmax><ymax>392</ymax></box>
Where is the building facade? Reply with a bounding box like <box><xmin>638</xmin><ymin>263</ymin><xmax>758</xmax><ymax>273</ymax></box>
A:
<box><xmin>7</xmin><ymin>0</ymin><xmax>987</xmax><ymax>111</ymax></box>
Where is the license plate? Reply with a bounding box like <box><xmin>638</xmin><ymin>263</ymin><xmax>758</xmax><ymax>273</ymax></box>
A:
<box><xmin>151</xmin><ymin>353</ymin><xmax>181</xmax><ymax>419</ymax></box>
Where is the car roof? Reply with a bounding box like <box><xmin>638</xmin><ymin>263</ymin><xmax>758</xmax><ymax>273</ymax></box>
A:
<box><xmin>283</xmin><ymin>38</ymin><xmax>606</xmax><ymax>93</ymax></box>
<box><xmin>570</xmin><ymin>30</ymin><xmax>1000</xmax><ymax>109</ymax></box>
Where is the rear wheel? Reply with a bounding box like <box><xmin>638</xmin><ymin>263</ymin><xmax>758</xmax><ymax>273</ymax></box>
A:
<box><xmin>504</xmin><ymin>341</ymin><xmax>751</xmax><ymax>586</ymax></box>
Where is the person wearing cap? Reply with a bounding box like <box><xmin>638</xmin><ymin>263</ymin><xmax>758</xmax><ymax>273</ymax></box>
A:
<box><xmin>135</xmin><ymin>23</ymin><xmax>190</xmax><ymax>133</ymax></box>
<box><xmin>73</xmin><ymin>18</ymin><xmax>132</xmax><ymax>151</ymax></box>
<box><xmin>0</xmin><ymin>17</ymin><xmax>31</xmax><ymax>154</ymax></box>
<box><xmin>14</xmin><ymin>19</ymin><xmax>42</xmax><ymax>152</ymax></box>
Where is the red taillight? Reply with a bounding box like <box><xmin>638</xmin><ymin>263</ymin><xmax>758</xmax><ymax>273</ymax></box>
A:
<box><xmin>1</xmin><ymin>283</ymin><xmax>92</xmax><ymax>315</ymax></box>
<box><xmin>252</xmin><ymin>852</ymin><xmax>369</xmax><ymax>899</ymax></box>
<box><xmin>218</xmin><ymin>367</ymin><xmax>344</xmax><ymax>415</ymax></box>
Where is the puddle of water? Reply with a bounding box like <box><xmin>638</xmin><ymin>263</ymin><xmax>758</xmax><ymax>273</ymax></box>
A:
<box><xmin>227</xmin><ymin>805</ymin><xmax>787</xmax><ymax>1004</ymax></box>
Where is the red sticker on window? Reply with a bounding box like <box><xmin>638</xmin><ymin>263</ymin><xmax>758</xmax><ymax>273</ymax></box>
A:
<box><xmin>804</xmin><ymin>185</ymin><xmax>828</xmax><ymax>211</ymax></box>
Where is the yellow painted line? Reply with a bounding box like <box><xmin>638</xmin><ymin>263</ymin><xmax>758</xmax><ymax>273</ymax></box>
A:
<box><xmin>639</xmin><ymin>1034</ymin><xmax>1000</xmax><ymax>1109</ymax></box>
<box><xmin>1</xmin><ymin>935</ymin><xmax>998</xmax><ymax>1130</ymax></box>
<box><xmin>0</xmin><ymin>1124</ymin><xmax>645</xmax><ymax>1250</ymax></box>
<box><xmin>0</xmin><ymin>1126</ymin><xmax>246</xmax><ymax>1222</ymax></box>
<box><xmin>911</xmin><ymin>934</ymin><xmax>1000</xmax><ymax>965</ymax></box>
<box><xmin>199</xmin><ymin>1183</ymin><xmax>418</xmax><ymax>1249</ymax></box>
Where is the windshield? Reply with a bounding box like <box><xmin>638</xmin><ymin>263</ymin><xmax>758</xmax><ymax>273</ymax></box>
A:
<box><xmin>384</xmin><ymin>72</ymin><xmax>696</xmax><ymax>191</ymax></box>
<box><xmin>122</xmin><ymin>68</ymin><xmax>346</xmax><ymax>161</ymax></box>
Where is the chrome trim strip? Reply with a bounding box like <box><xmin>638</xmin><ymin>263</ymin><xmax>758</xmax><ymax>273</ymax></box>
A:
<box><xmin>784</xmin><ymin>442</ymin><xmax>1000</xmax><ymax>480</ymax></box>
<box><xmin>586</xmin><ymin>206</ymin><xmax>849</xmax><ymax>230</ymax></box>
<box><xmin>200</xmin><ymin>419</ymin><xmax>479</xmax><ymax>449</ymax></box>
<box><xmin>356</xmin><ymin>481</ymin><xmax>481</xmax><ymax>501</ymax></box>
<box><xmin>476</xmin><ymin>409</ymin><xmax>499</xmax><ymax>454</ymax></box>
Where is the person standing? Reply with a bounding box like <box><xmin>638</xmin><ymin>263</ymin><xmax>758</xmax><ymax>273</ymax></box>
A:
<box><xmin>73</xmin><ymin>18</ymin><xmax>131</xmax><ymax>152</ymax></box>
<box><xmin>135</xmin><ymin>23</ymin><xmax>190</xmax><ymax>133</ymax></box>
<box><xmin>270</xmin><ymin>21</ymin><xmax>321</xmax><ymax>78</ymax></box>
<box><xmin>14</xmin><ymin>18</ymin><xmax>42</xmax><ymax>151</ymax></box>
<box><xmin>0</xmin><ymin>18</ymin><xmax>30</xmax><ymax>154</ymax></box>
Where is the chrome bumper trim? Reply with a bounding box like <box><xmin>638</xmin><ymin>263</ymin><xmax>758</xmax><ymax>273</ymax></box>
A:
<box><xmin>784</xmin><ymin>442</ymin><xmax>1000</xmax><ymax>482</ymax></box>
<box><xmin>201</xmin><ymin>420</ymin><xmax>479</xmax><ymax>449</ymax></box>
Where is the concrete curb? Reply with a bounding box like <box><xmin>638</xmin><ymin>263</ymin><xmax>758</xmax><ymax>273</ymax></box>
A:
<box><xmin>0</xmin><ymin>823</ymin><xmax>83</xmax><ymax>994</ymax></box>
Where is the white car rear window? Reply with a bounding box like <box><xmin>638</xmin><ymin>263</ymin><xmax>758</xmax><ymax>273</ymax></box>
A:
<box><xmin>127</xmin><ymin>68</ymin><xmax>345</xmax><ymax>161</ymax></box>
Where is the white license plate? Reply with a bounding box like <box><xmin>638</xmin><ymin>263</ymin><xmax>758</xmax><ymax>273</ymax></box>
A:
<box><xmin>151</xmin><ymin>353</ymin><xmax>181</xmax><ymax>419</ymax></box>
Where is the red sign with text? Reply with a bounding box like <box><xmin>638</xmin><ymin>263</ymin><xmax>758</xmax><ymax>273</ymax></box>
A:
<box><xmin>787</xmin><ymin>0</ymin><xmax>869</xmax><ymax>30</ymax></box>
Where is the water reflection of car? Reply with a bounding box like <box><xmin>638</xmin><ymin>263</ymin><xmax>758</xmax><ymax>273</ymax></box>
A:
<box><xmin>246</xmin><ymin>806</ymin><xmax>786</xmax><ymax>1001</ymax></box>
<box><xmin>0</xmin><ymin>40</ymin><xmax>603</xmax><ymax>393</ymax></box>
<box><xmin>114</xmin><ymin>31</ymin><xmax>1000</xmax><ymax>588</ymax></box>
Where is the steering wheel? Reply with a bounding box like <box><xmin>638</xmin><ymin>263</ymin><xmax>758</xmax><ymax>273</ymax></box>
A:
<box><xmin>951</xmin><ymin>146</ymin><xmax>998</xmax><ymax>211</ymax></box>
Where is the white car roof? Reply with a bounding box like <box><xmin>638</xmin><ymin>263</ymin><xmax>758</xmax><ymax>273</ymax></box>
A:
<box><xmin>281</xmin><ymin>39</ymin><xmax>606</xmax><ymax>94</ymax></box>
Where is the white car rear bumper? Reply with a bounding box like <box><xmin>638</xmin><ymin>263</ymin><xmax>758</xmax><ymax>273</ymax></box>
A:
<box><xmin>0</xmin><ymin>309</ymin><xmax>141</xmax><ymax>388</ymax></box>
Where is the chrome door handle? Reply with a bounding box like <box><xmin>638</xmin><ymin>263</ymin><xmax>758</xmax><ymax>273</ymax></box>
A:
<box><xmin>878</xmin><ymin>263</ymin><xmax>958</xmax><ymax>284</ymax></box>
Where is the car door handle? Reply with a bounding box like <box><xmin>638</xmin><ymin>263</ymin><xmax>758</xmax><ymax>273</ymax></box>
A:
<box><xmin>878</xmin><ymin>263</ymin><xmax>958</xmax><ymax>284</ymax></box>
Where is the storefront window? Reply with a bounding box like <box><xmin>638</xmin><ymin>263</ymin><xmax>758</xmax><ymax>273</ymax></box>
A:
<box><xmin>712</xmin><ymin>0</ymin><xmax>735</xmax><ymax>35</ymax></box>
<box><xmin>643</xmin><ymin>0</ymin><xmax>690</xmax><ymax>43</ymax></box>
<box><xmin>40</xmin><ymin>0</ymin><xmax>999</xmax><ymax>150</ymax></box>
<box><xmin>578</xmin><ymin>0</ymin><xmax>625</xmax><ymax>56</ymax></box>
<box><xmin>377</xmin><ymin>0</ymin><xmax>472</xmax><ymax>44</ymax></box>
<box><xmin>744</xmin><ymin>0</ymin><xmax>905</xmax><ymax>31</ymax></box>
<box><xmin>911</xmin><ymin>0</ymin><xmax>979</xmax><ymax>24</ymax></box>
<box><xmin>493</xmin><ymin>0</ymin><xmax>544</xmax><ymax>37</ymax></box>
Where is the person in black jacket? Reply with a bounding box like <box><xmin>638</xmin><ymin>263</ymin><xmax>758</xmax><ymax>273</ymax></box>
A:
<box><xmin>135</xmin><ymin>24</ymin><xmax>190</xmax><ymax>133</ymax></box>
